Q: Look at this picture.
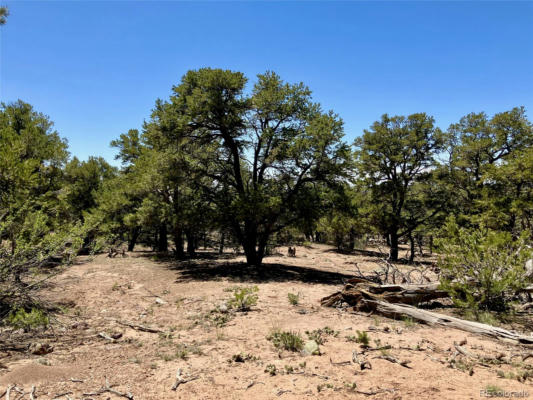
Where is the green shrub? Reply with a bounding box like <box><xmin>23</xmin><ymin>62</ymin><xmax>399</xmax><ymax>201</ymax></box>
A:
<box><xmin>6</xmin><ymin>308</ymin><xmax>49</xmax><ymax>331</ymax></box>
<box><xmin>227</xmin><ymin>286</ymin><xmax>259</xmax><ymax>311</ymax></box>
<box><xmin>305</xmin><ymin>326</ymin><xmax>339</xmax><ymax>345</ymax></box>
<box><xmin>267</xmin><ymin>329</ymin><xmax>304</xmax><ymax>351</ymax></box>
<box><xmin>437</xmin><ymin>219</ymin><xmax>532</xmax><ymax>312</ymax></box>
<box><xmin>264</xmin><ymin>364</ymin><xmax>277</xmax><ymax>375</ymax></box>
<box><xmin>287</xmin><ymin>292</ymin><xmax>300</xmax><ymax>305</ymax></box>
<box><xmin>355</xmin><ymin>330</ymin><xmax>370</xmax><ymax>347</ymax></box>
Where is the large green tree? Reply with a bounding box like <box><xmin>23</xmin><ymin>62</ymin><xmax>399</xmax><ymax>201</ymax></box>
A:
<box><xmin>161</xmin><ymin>69</ymin><xmax>351</xmax><ymax>265</ymax></box>
<box><xmin>446</xmin><ymin>107</ymin><xmax>533</xmax><ymax>234</ymax></box>
<box><xmin>355</xmin><ymin>113</ymin><xmax>446</xmax><ymax>261</ymax></box>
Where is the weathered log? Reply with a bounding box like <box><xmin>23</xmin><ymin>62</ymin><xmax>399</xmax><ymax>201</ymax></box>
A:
<box><xmin>353</xmin><ymin>299</ymin><xmax>533</xmax><ymax>346</ymax></box>
<box><xmin>321</xmin><ymin>281</ymin><xmax>449</xmax><ymax>308</ymax></box>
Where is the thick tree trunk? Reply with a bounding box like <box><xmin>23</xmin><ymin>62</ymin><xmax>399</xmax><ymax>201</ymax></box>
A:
<box><xmin>186</xmin><ymin>230</ymin><xmax>196</xmax><ymax>257</ymax></box>
<box><xmin>173</xmin><ymin>227</ymin><xmax>184</xmax><ymax>258</ymax></box>
<box><xmin>242</xmin><ymin>237</ymin><xmax>264</xmax><ymax>266</ymax></box>
<box><xmin>389</xmin><ymin>231</ymin><xmax>399</xmax><ymax>261</ymax></box>
<box><xmin>157</xmin><ymin>224</ymin><xmax>168</xmax><ymax>253</ymax></box>
<box><xmin>127</xmin><ymin>227</ymin><xmax>140</xmax><ymax>252</ymax></box>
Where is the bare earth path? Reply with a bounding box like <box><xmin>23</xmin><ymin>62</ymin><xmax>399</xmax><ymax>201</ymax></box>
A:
<box><xmin>1</xmin><ymin>244</ymin><xmax>531</xmax><ymax>399</ymax></box>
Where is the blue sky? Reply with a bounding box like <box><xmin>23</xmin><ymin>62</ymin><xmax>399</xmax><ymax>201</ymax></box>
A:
<box><xmin>1</xmin><ymin>1</ymin><xmax>532</xmax><ymax>163</ymax></box>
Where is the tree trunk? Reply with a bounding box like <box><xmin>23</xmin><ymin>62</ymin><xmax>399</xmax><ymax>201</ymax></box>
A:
<box><xmin>157</xmin><ymin>224</ymin><xmax>168</xmax><ymax>253</ymax></box>
<box><xmin>389</xmin><ymin>231</ymin><xmax>399</xmax><ymax>261</ymax></box>
<box><xmin>429</xmin><ymin>235</ymin><xmax>434</xmax><ymax>254</ymax></box>
<box><xmin>186</xmin><ymin>230</ymin><xmax>195</xmax><ymax>257</ymax></box>
<box><xmin>348</xmin><ymin>229</ymin><xmax>355</xmax><ymax>251</ymax></box>
<box><xmin>173</xmin><ymin>227</ymin><xmax>184</xmax><ymax>258</ymax></box>
<box><xmin>243</xmin><ymin>237</ymin><xmax>264</xmax><ymax>266</ymax></box>
<box><xmin>127</xmin><ymin>227</ymin><xmax>140</xmax><ymax>252</ymax></box>
<box><xmin>219</xmin><ymin>231</ymin><xmax>225</xmax><ymax>254</ymax></box>
<box><xmin>408</xmin><ymin>233</ymin><xmax>415</xmax><ymax>264</ymax></box>
<box><xmin>416</xmin><ymin>234</ymin><xmax>424</xmax><ymax>256</ymax></box>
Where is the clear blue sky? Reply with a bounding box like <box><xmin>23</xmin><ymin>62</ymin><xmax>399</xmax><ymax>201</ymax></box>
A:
<box><xmin>1</xmin><ymin>1</ymin><xmax>532</xmax><ymax>163</ymax></box>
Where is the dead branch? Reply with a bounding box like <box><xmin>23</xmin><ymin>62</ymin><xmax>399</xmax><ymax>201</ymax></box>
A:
<box><xmin>358</xmin><ymin>299</ymin><xmax>533</xmax><ymax>346</ymax></box>
<box><xmin>171</xmin><ymin>368</ymin><xmax>199</xmax><ymax>390</ymax></box>
<box><xmin>373</xmin><ymin>354</ymin><xmax>412</xmax><ymax>368</ymax></box>
<box><xmin>83</xmin><ymin>377</ymin><xmax>134</xmax><ymax>399</ymax></box>
<box><xmin>115</xmin><ymin>320</ymin><xmax>162</xmax><ymax>333</ymax></box>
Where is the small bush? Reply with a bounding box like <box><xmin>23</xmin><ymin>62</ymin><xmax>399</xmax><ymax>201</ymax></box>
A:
<box><xmin>305</xmin><ymin>326</ymin><xmax>339</xmax><ymax>345</ymax></box>
<box><xmin>355</xmin><ymin>330</ymin><xmax>369</xmax><ymax>347</ymax></box>
<box><xmin>267</xmin><ymin>329</ymin><xmax>304</xmax><ymax>352</ymax></box>
<box><xmin>227</xmin><ymin>286</ymin><xmax>259</xmax><ymax>311</ymax></box>
<box><xmin>264</xmin><ymin>364</ymin><xmax>277</xmax><ymax>375</ymax></box>
<box><xmin>437</xmin><ymin>219</ymin><xmax>532</xmax><ymax>312</ymax></box>
<box><xmin>287</xmin><ymin>292</ymin><xmax>300</xmax><ymax>306</ymax></box>
<box><xmin>6</xmin><ymin>308</ymin><xmax>49</xmax><ymax>331</ymax></box>
<box><xmin>229</xmin><ymin>353</ymin><xmax>258</xmax><ymax>363</ymax></box>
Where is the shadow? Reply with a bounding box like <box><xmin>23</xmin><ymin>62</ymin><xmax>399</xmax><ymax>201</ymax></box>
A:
<box><xmin>154</xmin><ymin>256</ymin><xmax>354</xmax><ymax>285</ymax></box>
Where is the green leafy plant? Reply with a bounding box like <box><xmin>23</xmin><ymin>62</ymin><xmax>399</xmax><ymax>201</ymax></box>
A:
<box><xmin>264</xmin><ymin>364</ymin><xmax>277</xmax><ymax>376</ymax></box>
<box><xmin>6</xmin><ymin>308</ymin><xmax>49</xmax><ymax>331</ymax></box>
<box><xmin>267</xmin><ymin>329</ymin><xmax>304</xmax><ymax>352</ymax></box>
<box><xmin>437</xmin><ymin>218</ymin><xmax>532</xmax><ymax>312</ymax></box>
<box><xmin>355</xmin><ymin>330</ymin><xmax>370</xmax><ymax>347</ymax></box>
<box><xmin>287</xmin><ymin>292</ymin><xmax>300</xmax><ymax>306</ymax></box>
<box><xmin>305</xmin><ymin>327</ymin><xmax>339</xmax><ymax>345</ymax></box>
<box><xmin>227</xmin><ymin>286</ymin><xmax>259</xmax><ymax>311</ymax></box>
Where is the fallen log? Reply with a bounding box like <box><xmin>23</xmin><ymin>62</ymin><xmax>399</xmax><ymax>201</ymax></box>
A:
<box><xmin>321</xmin><ymin>280</ymin><xmax>449</xmax><ymax>308</ymax></box>
<box><xmin>346</xmin><ymin>298</ymin><xmax>533</xmax><ymax>346</ymax></box>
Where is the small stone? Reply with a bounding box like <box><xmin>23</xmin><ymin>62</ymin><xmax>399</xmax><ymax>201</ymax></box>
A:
<box><xmin>155</xmin><ymin>298</ymin><xmax>166</xmax><ymax>305</ymax></box>
<box><xmin>218</xmin><ymin>304</ymin><xmax>229</xmax><ymax>313</ymax></box>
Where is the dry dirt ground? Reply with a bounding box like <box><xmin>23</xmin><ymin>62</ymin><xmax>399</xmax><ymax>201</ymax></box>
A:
<box><xmin>1</xmin><ymin>244</ymin><xmax>532</xmax><ymax>399</ymax></box>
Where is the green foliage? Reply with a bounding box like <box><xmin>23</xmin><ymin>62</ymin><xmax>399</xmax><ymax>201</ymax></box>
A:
<box><xmin>287</xmin><ymin>292</ymin><xmax>300</xmax><ymax>305</ymax></box>
<box><xmin>0</xmin><ymin>6</ymin><xmax>8</xmax><ymax>25</ymax></box>
<box><xmin>227</xmin><ymin>286</ymin><xmax>259</xmax><ymax>311</ymax></box>
<box><xmin>355</xmin><ymin>113</ymin><xmax>446</xmax><ymax>260</ymax></box>
<box><xmin>6</xmin><ymin>307</ymin><xmax>49</xmax><ymax>331</ymax></box>
<box><xmin>264</xmin><ymin>364</ymin><xmax>277</xmax><ymax>376</ymax></box>
<box><xmin>305</xmin><ymin>326</ymin><xmax>338</xmax><ymax>345</ymax></box>
<box><xmin>437</xmin><ymin>218</ymin><xmax>532</xmax><ymax>311</ymax></box>
<box><xmin>267</xmin><ymin>329</ymin><xmax>304</xmax><ymax>352</ymax></box>
<box><xmin>355</xmin><ymin>330</ymin><xmax>370</xmax><ymax>347</ymax></box>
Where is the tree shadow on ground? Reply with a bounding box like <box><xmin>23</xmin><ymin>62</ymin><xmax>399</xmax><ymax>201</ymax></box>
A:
<box><xmin>322</xmin><ymin>247</ymin><xmax>435</xmax><ymax>267</ymax></box>
<box><xmin>147</xmin><ymin>251</ymin><xmax>354</xmax><ymax>285</ymax></box>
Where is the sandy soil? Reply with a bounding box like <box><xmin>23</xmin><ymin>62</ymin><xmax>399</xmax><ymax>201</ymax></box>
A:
<box><xmin>0</xmin><ymin>244</ymin><xmax>531</xmax><ymax>399</ymax></box>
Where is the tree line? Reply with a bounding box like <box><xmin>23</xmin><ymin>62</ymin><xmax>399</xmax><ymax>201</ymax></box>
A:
<box><xmin>1</xmin><ymin>68</ymin><xmax>532</xmax><ymax>314</ymax></box>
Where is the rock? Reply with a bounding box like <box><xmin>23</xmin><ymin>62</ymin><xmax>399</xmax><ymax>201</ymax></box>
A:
<box><xmin>155</xmin><ymin>298</ymin><xmax>167</xmax><ymax>305</ymax></box>
<box><xmin>218</xmin><ymin>304</ymin><xmax>229</xmax><ymax>313</ymax></box>
<box><xmin>302</xmin><ymin>340</ymin><xmax>320</xmax><ymax>356</ymax></box>
<box><xmin>29</xmin><ymin>343</ymin><xmax>53</xmax><ymax>355</ymax></box>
